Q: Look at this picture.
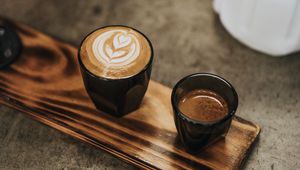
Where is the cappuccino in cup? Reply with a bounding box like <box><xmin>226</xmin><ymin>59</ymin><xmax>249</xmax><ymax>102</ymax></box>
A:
<box><xmin>80</xmin><ymin>26</ymin><xmax>151</xmax><ymax>79</ymax></box>
<box><xmin>78</xmin><ymin>26</ymin><xmax>153</xmax><ymax>116</ymax></box>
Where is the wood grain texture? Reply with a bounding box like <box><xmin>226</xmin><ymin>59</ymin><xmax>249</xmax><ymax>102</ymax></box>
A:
<box><xmin>0</xmin><ymin>19</ymin><xmax>260</xmax><ymax>170</ymax></box>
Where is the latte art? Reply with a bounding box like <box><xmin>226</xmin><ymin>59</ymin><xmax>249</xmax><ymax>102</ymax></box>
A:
<box><xmin>80</xmin><ymin>26</ymin><xmax>152</xmax><ymax>79</ymax></box>
<box><xmin>92</xmin><ymin>30</ymin><xmax>140</xmax><ymax>66</ymax></box>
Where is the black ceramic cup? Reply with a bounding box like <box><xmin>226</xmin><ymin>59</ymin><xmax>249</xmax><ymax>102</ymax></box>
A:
<box><xmin>171</xmin><ymin>73</ymin><xmax>238</xmax><ymax>151</ymax></box>
<box><xmin>78</xmin><ymin>26</ymin><xmax>153</xmax><ymax>117</ymax></box>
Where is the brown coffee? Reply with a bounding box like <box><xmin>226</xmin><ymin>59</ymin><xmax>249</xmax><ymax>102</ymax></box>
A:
<box><xmin>80</xmin><ymin>26</ymin><xmax>151</xmax><ymax>79</ymax></box>
<box><xmin>178</xmin><ymin>89</ymin><xmax>228</xmax><ymax>122</ymax></box>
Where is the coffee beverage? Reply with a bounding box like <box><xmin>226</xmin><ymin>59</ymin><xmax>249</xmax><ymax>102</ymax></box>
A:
<box><xmin>171</xmin><ymin>73</ymin><xmax>238</xmax><ymax>151</ymax></box>
<box><xmin>178</xmin><ymin>89</ymin><xmax>228</xmax><ymax>122</ymax></box>
<box><xmin>78</xmin><ymin>25</ymin><xmax>153</xmax><ymax>116</ymax></box>
<box><xmin>80</xmin><ymin>26</ymin><xmax>151</xmax><ymax>79</ymax></box>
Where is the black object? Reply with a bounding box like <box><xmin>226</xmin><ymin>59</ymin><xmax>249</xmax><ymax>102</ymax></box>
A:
<box><xmin>171</xmin><ymin>73</ymin><xmax>238</xmax><ymax>152</ymax></box>
<box><xmin>0</xmin><ymin>20</ymin><xmax>22</xmax><ymax>68</ymax></box>
<box><xmin>78</xmin><ymin>26</ymin><xmax>153</xmax><ymax>117</ymax></box>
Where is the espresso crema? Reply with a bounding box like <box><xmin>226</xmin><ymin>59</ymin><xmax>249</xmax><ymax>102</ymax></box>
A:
<box><xmin>178</xmin><ymin>89</ymin><xmax>228</xmax><ymax>122</ymax></box>
<box><xmin>80</xmin><ymin>26</ymin><xmax>152</xmax><ymax>79</ymax></box>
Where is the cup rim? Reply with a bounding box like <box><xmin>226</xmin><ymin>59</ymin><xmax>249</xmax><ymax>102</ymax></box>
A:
<box><xmin>171</xmin><ymin>73</ymin><xmax>239</xmax><ymax>126</ymax></box>
<box><xmin>77</xmin><ymin>25</ymin><xmax>154</xmax><ymax>81</ymax></box>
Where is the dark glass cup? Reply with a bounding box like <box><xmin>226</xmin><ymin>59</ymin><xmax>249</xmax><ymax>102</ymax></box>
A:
<box><xmin>171</xmin><ymin>73</ymin><xmax>238</xmax><ymax>151</ymax></box>
<box><xmin>0</xmin><ymin>19</ymin><xmax>22</xmax><ymax>68</ymax></box>
<box><xmin>78</xmin><ymin>26</ymin><xmax>153</xmax><ymax>117</ymax></box>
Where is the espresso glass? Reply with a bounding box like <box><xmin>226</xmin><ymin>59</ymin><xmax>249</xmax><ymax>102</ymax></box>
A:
<box><xmin>171</xmin><ymin>73</ymin><xmax>238</xmax><ymax>151</ymax></box>
<box><xmin>78</xmin><ymin>26</ymin><xmax>153</xmax><ymax>117</ymax></box>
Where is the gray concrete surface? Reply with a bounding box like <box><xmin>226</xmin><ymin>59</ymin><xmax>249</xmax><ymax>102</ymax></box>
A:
<box><xmin>0</xmin><ymin>0</ymin><xmax>299</xmax><ymax>169</ymax></box>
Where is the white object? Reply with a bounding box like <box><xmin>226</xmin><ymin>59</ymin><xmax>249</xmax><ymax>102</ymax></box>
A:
<box><xmin>213</xmin><ymin>0</ymin><xmax>300</xmax><ymax>56</ymax></box>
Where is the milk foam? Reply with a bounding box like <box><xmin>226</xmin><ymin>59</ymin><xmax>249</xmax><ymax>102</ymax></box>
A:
<box><xmin>92</xmin><ymin>29</ymin><xmax>140</xmax><ymax>67</ymax></box>
<box><xmin>80</xmin><ymin>26</ymin><xmax>151</xmax><ymax>79</ymax></box>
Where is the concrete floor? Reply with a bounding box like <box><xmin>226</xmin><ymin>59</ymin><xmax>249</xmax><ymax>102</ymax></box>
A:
<box><xmin>0</xmin><ymin>0</ymin><xmax>299</xmax><ymax>169</ymax></box>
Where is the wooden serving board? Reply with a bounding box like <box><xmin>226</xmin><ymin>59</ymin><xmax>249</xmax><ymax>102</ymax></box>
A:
<box><xmin>0</xmin><ymin>19</ymin><xmax>260</xmax><ymax>170</ymax></box>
